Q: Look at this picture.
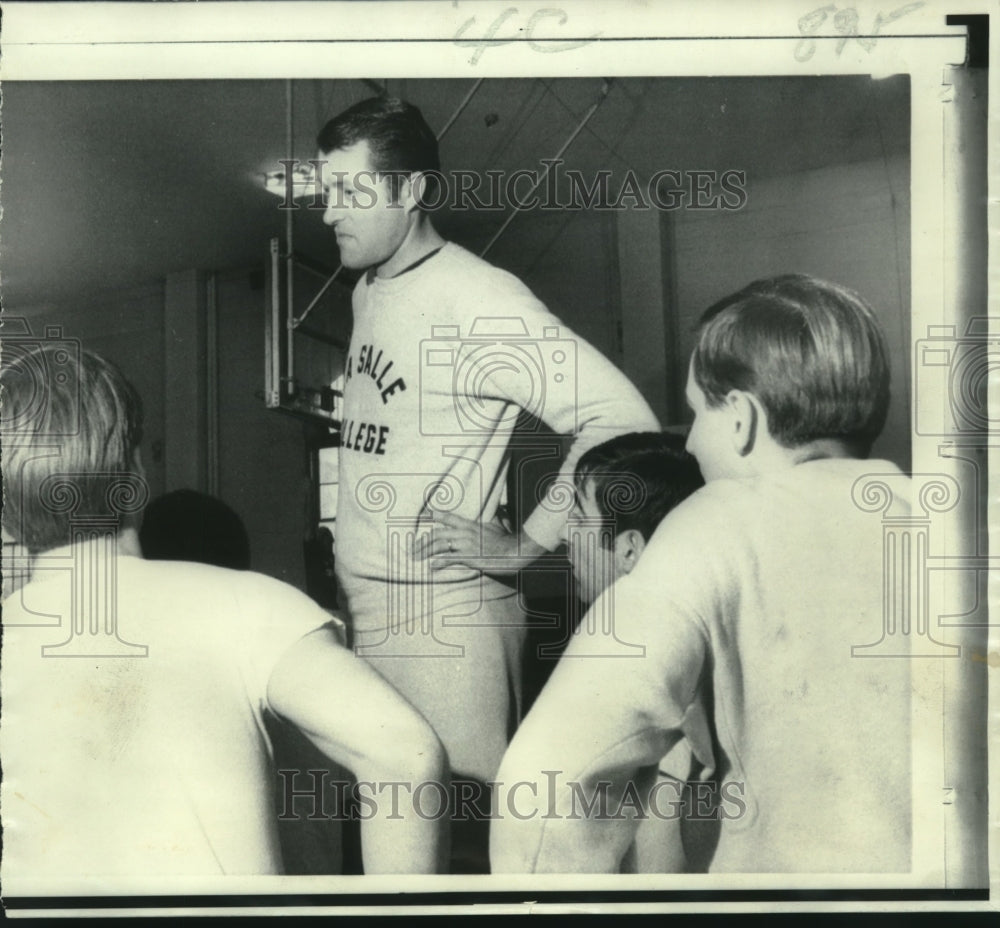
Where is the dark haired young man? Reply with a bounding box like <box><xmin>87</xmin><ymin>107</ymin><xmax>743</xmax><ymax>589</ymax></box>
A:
<box><xmin>563</xmin><ymin>431</ymin><xmax>703</xmax><ymax>606</ymax></box>
<box><xmin>562</xmin><ymin>431</ymin><xmax>705</xmax><ymax>871</ymax></box>
<box><xmin>316</xmin><ymin>96</ymin><xmax>659</xmax><ymax>871</ymax></box>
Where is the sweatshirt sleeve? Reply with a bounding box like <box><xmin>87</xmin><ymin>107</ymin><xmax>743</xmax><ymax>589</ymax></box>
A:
<box><xmin>489</xmin><ymin>559</ymin><xmax>712</xmax><ymax>873</ymax></box>
<box><xmin>478</xmin><ymin>292</ymin><xmax>661</xmax><ymax>551</ymax></box>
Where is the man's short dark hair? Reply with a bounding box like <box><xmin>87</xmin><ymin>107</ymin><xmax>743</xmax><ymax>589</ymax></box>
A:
<box><xmin>692</xmin><ymin>274</ymin><xmax>891</xmax><ymax>457</ymax></box>
<box><xmin>317</xmin><ymin>96</ymin><xmax>439</xmax><ymax>204</ymax></box>
<box><xmin>1</xmin><ymin>345</ymin><xmax>144</xmax><ymax>553</ymax></box>
<box><xmin>573</xmin><ymin>432</ymin><xmax>704</xmax><ymax>544</ymax></box>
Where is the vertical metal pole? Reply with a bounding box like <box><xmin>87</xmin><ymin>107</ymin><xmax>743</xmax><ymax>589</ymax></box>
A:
<box><xmin>265</xmin><ymin>238</ymin><xmax>282</xmax><ymax>408</ymax></box>
<box><xmin>285</xmin><ymin>79</ymin><xmax>296</xmax><ymax>394</ymax></box>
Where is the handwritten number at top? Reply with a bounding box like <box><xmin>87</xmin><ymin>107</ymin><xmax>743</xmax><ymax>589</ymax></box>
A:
<box><xmin>453</xmin><ymin>7</ymin><xmax>600</xmax><ymax>66</ymax></box>
<box><xmin>795</xmin><ymin>2</ymin><xmax>925</xmax><ymax>62</ymax></box>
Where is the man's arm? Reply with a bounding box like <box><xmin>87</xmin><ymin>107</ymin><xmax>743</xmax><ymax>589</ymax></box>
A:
<box><xmin>414</xmin><ymin>312</ymin><xmax>659</xmax><ymax>573</ymax></box>
<box><xmin>516</xmin><ymin>321</ymin><xmax>661</xmax><ymax>554</ymax></box>
<box><xmin>489</xmin><ymin>573</ymin><xmax>709</xmax><ymax>873</ymax></box>
<box><xmin>412</xmin><ymin>508</ymin><xmax>548</xmax><ymax>574</ymax></box>
<box><xmin>267</xmin><ymin>626</ymin><xmax>449</xmax><ymax>874</ymax></box>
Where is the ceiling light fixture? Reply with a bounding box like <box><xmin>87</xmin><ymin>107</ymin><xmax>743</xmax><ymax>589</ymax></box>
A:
<box><xmin>263</xmin><ymin>162</ymin><xmax>318</xmax><ymax>199</ymax></box>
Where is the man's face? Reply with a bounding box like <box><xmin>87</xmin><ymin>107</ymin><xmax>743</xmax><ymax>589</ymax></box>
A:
<box><xmin>684</xmin><ymin>361</ymin><xmax>736</xmax><ymax>482</ymax></box>
<box><xmin>319</xmin><ymin>140</ymin><xmax>412</xmax><ymax>271</ymax></box>
<box><xmin>563</xmin><ymin>478</ymin><xmax>620</xmax><ymax>605</ymax></box>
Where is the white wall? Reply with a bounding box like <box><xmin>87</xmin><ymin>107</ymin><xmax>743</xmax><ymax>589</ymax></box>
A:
<box><xmin>670</xmin><ymin>155</ymin><xmax>911</xmax><ymax>470</ymax></box>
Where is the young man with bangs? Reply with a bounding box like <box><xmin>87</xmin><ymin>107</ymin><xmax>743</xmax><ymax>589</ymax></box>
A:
<box><xmin>492</xmin><ymin>274</ymin><xmax>919</xmax><ymax>874</ymax></box>
<box><xmin>561</xmin><ymin>431</ymin><xmax>706</xmax><ymax>872</ymax></box>
<box><xmin>562</xmin><ymin>431</ymin><xmax>703</xmax><ymax>607</ymax></box>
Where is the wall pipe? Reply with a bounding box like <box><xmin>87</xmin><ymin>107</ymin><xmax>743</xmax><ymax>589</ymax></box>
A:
<box><xmin>479</xmin><ymin>79</ymin><xmax>612</xmax><ymax>259</ymax></box>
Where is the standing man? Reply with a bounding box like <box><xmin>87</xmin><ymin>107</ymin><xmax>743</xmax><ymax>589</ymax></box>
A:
<box><xmin>317</xmin><ymin>96</ymin><xmax>659</xmax><ymax>870</ymax></box>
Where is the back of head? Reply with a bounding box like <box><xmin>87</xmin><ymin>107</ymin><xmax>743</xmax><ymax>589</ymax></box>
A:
<box><xmin>1</xmin><ymin>344</ymin><xmax>144</xmax><ymax>553</ymax></box>
<box><xmin>691</xmin><ymin>274</ymin><xmax>890</xmax><ymax>457</ymax></box>
<box><xmin>140</xmin><ymin>489</ymin><xmax>251</xmax><ymax>571</ymax></box>
<box><xmin>574</xmin><ymin>432</ymin><xmax>704</xmax><ymax>541</ymax></box>
<box><xmin>317</xmin><ymin>96</ymin><xmax>439</xmax><ymax>175</ymax></box>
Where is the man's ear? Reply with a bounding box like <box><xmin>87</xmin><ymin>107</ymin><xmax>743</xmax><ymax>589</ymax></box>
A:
<box><xmin>403</xmin><ymin>171</ymin><xmax>427</xmax><ymax>213</ymax></box>
<box><xmin>615</xmin><ymin>528</ymin><xmax>647</xmax><ymax>576</ymax></box>
<box><xmin>725</xmin><ymin>390</ymin><xmax>760</xmax><ymax>457</ymax></box>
